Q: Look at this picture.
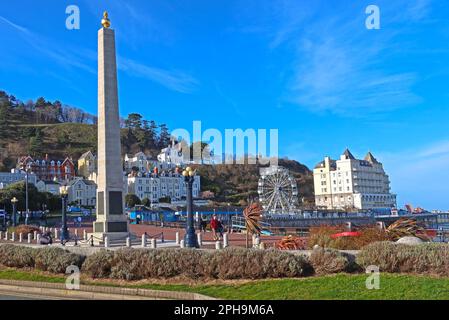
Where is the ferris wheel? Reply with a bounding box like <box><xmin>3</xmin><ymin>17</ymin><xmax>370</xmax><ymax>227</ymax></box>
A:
<box><xmin>258</xmin><ymin>166</ymin><xmax>299</xmax><ymax>214</ymax></box>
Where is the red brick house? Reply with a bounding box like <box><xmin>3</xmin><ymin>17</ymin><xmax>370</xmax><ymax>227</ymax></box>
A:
<box><xmin>17</xmin><ymin>155</ymin><xmax>75</xmax><ymax>182</ymax></box>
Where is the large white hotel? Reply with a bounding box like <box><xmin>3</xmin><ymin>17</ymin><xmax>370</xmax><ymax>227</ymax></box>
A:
<box><xmin>313</xmin><ymin>149</ymin><xmax>396</xmax><ymax>210</ymax></box>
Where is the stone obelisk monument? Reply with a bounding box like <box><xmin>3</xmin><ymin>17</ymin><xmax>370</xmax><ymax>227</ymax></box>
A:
<box><xmin>91</xmin><ymin>12</ymin><xmax>128</xmax><ymax>242</ymax></box>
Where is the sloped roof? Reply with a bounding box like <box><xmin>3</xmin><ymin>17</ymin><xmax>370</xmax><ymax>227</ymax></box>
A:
<box><xmin>342</xmin><ymin>148</ymin><xmax>356</xmax><ymax>160</ymax></box>
<box><xmin>40</xmin><ymin>180</ymin><xmax>60</xmax><ymax>185</ymax></box>
<box><xmin>69</xmin><ymin>178</ymin><xmax>97</xmax><ymax>186</ymax></box>
<box><xmin>79</xmin><ymin>151</ymin><xmax>94</xmax><ymax>160</ymax></box>
<box><xmin>364</xmin><ymin>152</ymin><xmax>380</xmax><ymax>164</ymax></box>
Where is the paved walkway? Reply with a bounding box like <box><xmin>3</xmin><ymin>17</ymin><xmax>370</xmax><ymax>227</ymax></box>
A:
<box><xmin>0</xmin><ymin>280</ymin><xmax>214</xmax><ymax>300</ymax></box>
<box><xmin>0</xmin><ymin>223</ymin><xmax>293</xmax><ymax>250</ymax></box>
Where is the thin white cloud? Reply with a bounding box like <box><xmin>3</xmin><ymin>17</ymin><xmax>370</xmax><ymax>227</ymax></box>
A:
<box><xmin>0</xmin><ymin>15</ymin><xmax>96</xmax><ymax>75</ymax></box>
<box><xmin>118</xmin><ymin>57</ymin><xmax>199</xmax><ymax>94</ymax></box>
<box><xmin>0</xmin><ymin>15</ymin><xmax>199</xmax><ymax>94</ymax></box>
<box><xmin>417</xmin><ymin>140</ymin><xmax>449</xmax><ymax>157</ymax></box>
<box><xmin>258</xmin><ymin>0</ymin><xmax>436</xmax><ymax>117</ymax></box>
<box><xmin>0</xmin><ymin>15</ymin><xmax>30</xmax><ymax>34</ymax></box>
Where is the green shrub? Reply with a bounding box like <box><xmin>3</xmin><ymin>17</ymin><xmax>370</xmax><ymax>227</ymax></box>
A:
<box><xmin>109</xmin><ymin>249</ymin><xmax>153</xmax><ymax>281</ymax></box>
<box><xmin>146</xmin><ymin>249</ymin><xmax>204</xmax><ymax>279</ymax></box>
<box><xmin>81</xmin><ymin>250</ymin><xmax>114</xmax><ymax>278</ymax></box>
<box><xmin>34</xmin><ymin>247</ymin><xmax>85</xmax><ymax>274</ymax></box>
<box><xmin>82</xmin><ymin>247</ymin><xmax>311</xmax><ymax>280</ymax></box>
<box><xmin>357</xmin><ymin>242</ymin><xmax>449</xmax><ymax>275</ymax></box>
<box><xmin>210</xmin><ymin>248</ymin><xmax>310</xmax><ymax>280</ymax></box>
<box><xmin>0</xmin><ymin>244</ymin><xmax>36</xmax><ymax>268</ymax></box>
<box><xmin>309</xmin><ymin>247</ymin><xmax>354</xmax><ymax>275</ymax></box>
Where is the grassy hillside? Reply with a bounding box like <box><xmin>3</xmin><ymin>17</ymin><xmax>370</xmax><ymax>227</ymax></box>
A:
<box><xmin>194</xmin><ymin>158</ymin><xmax>314</xmax><ymax>206</ymax></box>
<box><xmin>0</xmin><ymin>90</ymin><xmax>314</xmax><ymax>205</ymax></box>
<box><xmin>1</xmin><ymin>122</ymin><xmax>314</xmax><ymax>206</ymax></box>
<box><xmin>1</xmin><ymin>122</ymin><xmax>163</xmax><ymax>166</ymax></box>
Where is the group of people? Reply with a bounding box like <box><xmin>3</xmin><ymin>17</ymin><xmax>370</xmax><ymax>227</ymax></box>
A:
<box><xmin>198</xmin><ymin>214</ymin><xmax>225</xmax><ymax>241</ymax></box>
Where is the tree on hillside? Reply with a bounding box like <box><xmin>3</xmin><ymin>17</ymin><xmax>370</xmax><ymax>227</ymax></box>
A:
<box><xmin>147</xmin><ymin>120</ymin><xmax>158</xmax><ymax>148</ymax></box>
<box><xmin>142</xmin><ymin>120</ymin><xmax>156</xmax><ymax>149</ymax></box>
<box><xmin>29</xmin><ymin>129</ymin><xmax>44</xmax><ymax>156</ymax></box>
<box><xmin>158</xmin><ymin>124</ymin><xmax>171</xmax><ymax>149</ymax></box>
<box><xmin>0</xmin><ymin>105</ymin><xmax>11</xmax><ymax>139</ymax></box>
<box><xmin>124</xmin><ymin>113</ymin><xmax>143</xmax><ymax>129</ymax></box>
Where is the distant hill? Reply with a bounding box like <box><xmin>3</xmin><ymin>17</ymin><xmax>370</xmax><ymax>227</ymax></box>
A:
<box><xmin>194</xmin><ymin>158</ymin><xmax>314</xmax><ymax>206</ymax></box>
<box><xmin>0</xmin><ymin>90</ymin><xmax>170</xmax><ymax>170</ymax></box>
<box><xmin>0</xmin><ymin>90</ymin><xmax>314</xmax><ymax>206</ymax></box>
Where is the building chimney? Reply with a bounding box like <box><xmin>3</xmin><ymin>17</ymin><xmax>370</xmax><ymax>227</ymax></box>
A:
<box><xmin>324</xmin><ymin>156</ymin><xmax>331</xmax><ymax>168</ymax></box>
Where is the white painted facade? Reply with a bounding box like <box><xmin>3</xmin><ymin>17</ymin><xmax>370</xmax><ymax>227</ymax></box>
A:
<box><xmin>67</xmin><ymin>178</ymin><xmax>97</xmax><ymax>207</ymax></box>
<box><xmin>313</xmin><ymin>150</ymin><xmax>396</xmax><ymax>210</ymax></box>
<box><xmin>157</xmin><ymin>141</ymin><xmax>188</xmax><ymax>166</ymax></box>
<box><xmin>125</xmin><ymin>171</ymin><xmax>200</xmax><ymax>203</ymax></box>
<box><xmin>0</xmin><ymin>169</ymin><xmax>37</xmax><ymax>189</ymax></box>
<box><xmin>35</xmin><ymin>180</ymin><xmax>61</xmax><ymax>195</ymax></box>
<box><xmin>124</xmin><ymin>152</ymin><xmax>178</xmax><ymax>174</ymax></box>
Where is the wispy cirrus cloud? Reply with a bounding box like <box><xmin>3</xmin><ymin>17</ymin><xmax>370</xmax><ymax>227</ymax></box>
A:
<box><xmin>252</xmin><ymin>0</ymin><xmax>436</xmax><ymax>117</ymax></box>
<box><xmin>0</xmin><ymin>15</ymin><xmax>96</xmax><ymax>75</ymax></box>
<box><xmin>0</xmin><ymin>14</ymin><xmax>199</xmax><ymax>94</ymax></box>
<box><xmin>0</xmin><ymin>15</ymin><xmax>30</xmax><ymax>34</ymax></box>
<box><xmin>118</xmin><ymin>57</ymin><xmax>199</xmax><ymax>94</ymax></box>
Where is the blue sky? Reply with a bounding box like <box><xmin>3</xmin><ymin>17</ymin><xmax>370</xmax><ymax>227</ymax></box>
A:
<box><xmin>1</xmin><ymin>0</ymin><xmax>449</xmax><ymax>210</ymax></box>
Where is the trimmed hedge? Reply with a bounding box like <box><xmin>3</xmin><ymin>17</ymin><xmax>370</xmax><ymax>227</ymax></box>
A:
<box><xmin>357</xmin><ymin>242</ymin><xmax>449</xmax><ymax>275</ymax></box>
<box><xmin>80</xmin><ymin>249</ymin><xmax>114</xmax><ymax>278</ymax></box>
<box><xmin>0</xmin><ymin>245</ymin><xmax>36</xmax><ymax>268</ymax></box>
<box><xmin>0</xmin><ymin>244</ymin><xmax>85</xmax><ymax>274</ymax></box>
<box><xmin>309</xmin><ymin>247</ymin><xmax>354</xmax><ymax>275</ymax></box>
<box><xmin>82</xmin><ymin>248</ymin><xmax>312</xmax><ymax>280</ymax></box>
<box><xmin>34</xmin><ymin>247</ymin><xmax>85</xmax><ymax>274</ymax></box>
<box><xmin>16</xmin><ymin>242</ymin><xmax>449</xmax><ymax>280</ymax></box>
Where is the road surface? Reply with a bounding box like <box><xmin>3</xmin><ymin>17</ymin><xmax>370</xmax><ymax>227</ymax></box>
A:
<box><xmin>0</xmin><ymin>291</ymin><xmax>66</xmax><ymax>300</ymax></box>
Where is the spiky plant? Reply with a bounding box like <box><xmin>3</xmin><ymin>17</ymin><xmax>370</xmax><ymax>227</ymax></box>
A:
<box><xmin>275</xmin><ymin>235</ymin><xmax>307</xmax><ymax>250</ymax></box>
<box><xmin>243</xmin><ymin>203</ymin><xmax>263</xmax><ymax>248</ymax></box>
<box><xmin>386</xmin><ymin>218</ymin><xmax>429</xmax><ymax>241</ymax></box>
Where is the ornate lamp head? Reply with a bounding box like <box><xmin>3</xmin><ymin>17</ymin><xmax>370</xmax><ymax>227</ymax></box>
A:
<box><xmin>60</xmin><ymin>185</ymin><xmax>69</xmax><ymax>196</ymax></box>
<box><xmin>182</xmin><ymin>167</ymin><xmax>196</xmax><ymax>178</ymax></box>
<box><xmin>101</xmin><ymin>11</ymin><xmax>111</xmax><ymax>28</ymax></box>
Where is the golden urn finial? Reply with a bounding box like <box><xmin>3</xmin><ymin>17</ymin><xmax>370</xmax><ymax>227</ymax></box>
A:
<box><xmin>101</xmin><ymin>11</ymin><xmax>111</xmax><ymax>28</ymax></box>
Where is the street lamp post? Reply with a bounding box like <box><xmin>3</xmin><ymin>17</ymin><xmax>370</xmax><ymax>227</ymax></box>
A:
<box><xmin>60</xmin><ymin>185</ymin><xmax>69</xmax><ymax>244</ymax></box>
<box><xmin>25</xmin><ymin>165</ymin><xmax>30</xmax><ymax>224</ymax></box>
<box><xmin>183</xmin><ymin>167</ymin><xmax>199</xmax><ymax>248</ymax></box>
<box><xmin>11</xmin><ymin>197</ymin><xmax>18</xmax><ymax>227</ymax></box>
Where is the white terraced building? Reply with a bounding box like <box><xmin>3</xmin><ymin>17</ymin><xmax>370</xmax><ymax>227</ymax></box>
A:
<box><xmin>313</xmin><ymin>149</ymin><xmax>396</xmax><ymax>210</ymax></box>
<box><xmin>124</xmin><ymin>151</ymin><xmax>179</xmax><ymax>174</ymax></box>
<box><xmin>67</xmin><ymin>178</ymin><xmax>97</xmax><ymax>207</ymax></box>
<box><xmin>0</xmin><ymin>169</ymin><xmax>38</xmax><ymax>189</ymax></box>
<box><xmin>125</xmin><ymin>171</ymin><xmax>200</xmax><ymax>203</ymax></box>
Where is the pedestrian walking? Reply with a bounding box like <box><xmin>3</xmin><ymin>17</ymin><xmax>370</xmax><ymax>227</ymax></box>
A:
<box><xmin>210</xmin><ymin>214</ymin><xmax>219</xmax><ymax>241</ymax></box>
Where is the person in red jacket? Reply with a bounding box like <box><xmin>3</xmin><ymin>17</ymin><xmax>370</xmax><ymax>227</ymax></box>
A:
<box><xmin>210</xmin><ymin>214</ymin><xmax>219</xmax><ymax>241</ymax></box>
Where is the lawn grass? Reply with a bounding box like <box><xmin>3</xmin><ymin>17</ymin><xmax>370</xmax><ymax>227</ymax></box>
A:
<box><xmin>1</xmin><ymin>268</ymin><xmax>449</xmax><ymax>300</ymax></box>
